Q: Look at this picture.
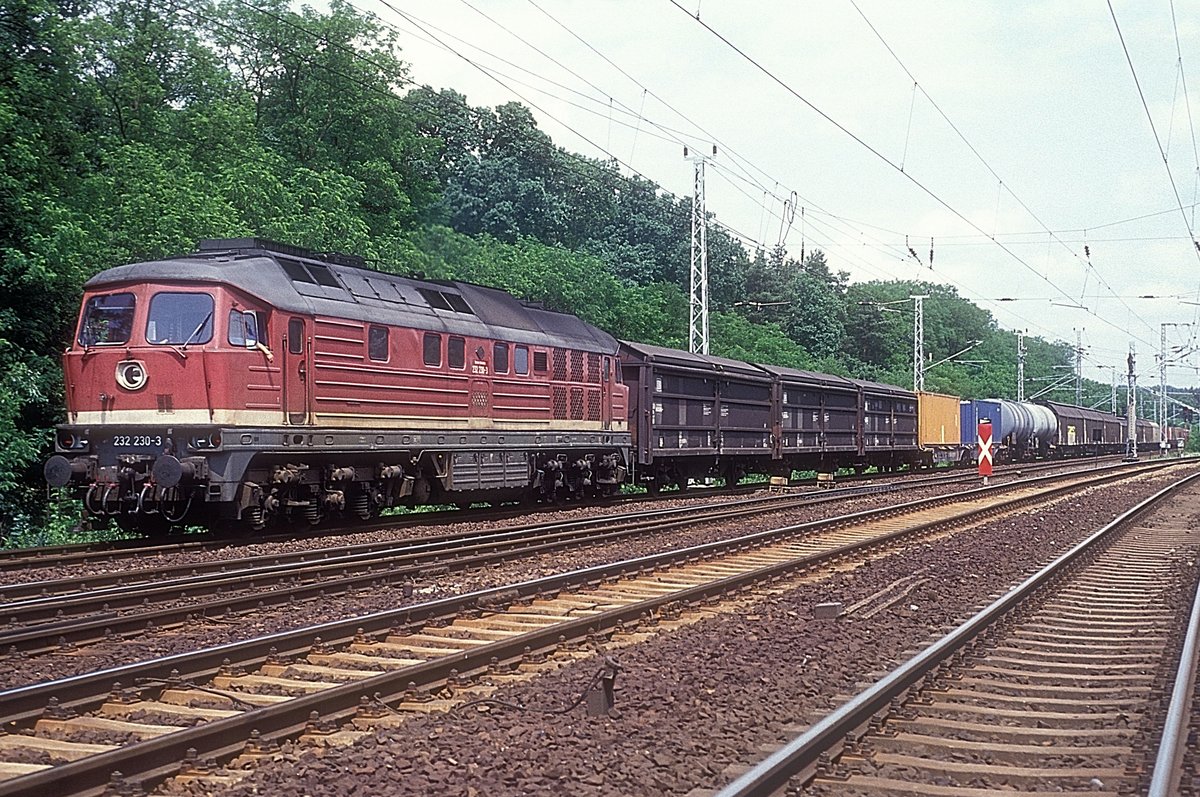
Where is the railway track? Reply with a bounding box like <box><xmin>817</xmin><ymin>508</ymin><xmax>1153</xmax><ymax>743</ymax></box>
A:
<box><xmin>0</xmin><ymin>460</ymin><xmax>1156</xmax><ymax>660</ymax></box>
<box><xmin>0</xmin><ymin>456</ymin><xmax>1129</xmax><ymax>571</ymax></box>
<box><xmin>0</xmin><ymin>460</ymin><xmax>1186</xmax><ymax>796</ymax></box>
<box><xmin>713</xmin><ymin>468</ymin><xmax>1200</xmax><ymax>797</ymax></box>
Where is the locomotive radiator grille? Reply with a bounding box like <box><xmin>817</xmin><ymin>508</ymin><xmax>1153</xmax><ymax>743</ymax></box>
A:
<box><xmin>570</xmin><ymin>387</ymin><xmax>585</xmax><ymax>420</ymax></box>
<box><xmin>552</xmin><ymin>386</ymin><xmax>568</xmax><ymax>420</ymax></box>
<box><xmin>587</xmin><ymin>389</ymin><xmax>602</xmax><ymax>422</ymax></box>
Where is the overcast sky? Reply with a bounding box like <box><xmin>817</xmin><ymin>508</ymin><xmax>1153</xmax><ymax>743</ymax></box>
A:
<box><xmin>344</xmin><ymin>0</ymin><xmax>1200</xmax><ymax>389</ymax></box>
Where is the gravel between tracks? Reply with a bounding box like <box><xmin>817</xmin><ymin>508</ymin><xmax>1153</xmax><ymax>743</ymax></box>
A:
<box><xmin>0</xmin><ymin>467</ymin><xmax>1110</xmax><ymax>690</ymax></box>
<box><xmin>166</xmin><ymin>471</ymin><xmax>1194</xmax><ymax>797</ymax></box>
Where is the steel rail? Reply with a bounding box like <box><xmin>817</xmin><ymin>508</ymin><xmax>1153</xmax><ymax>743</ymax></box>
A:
<box><xmin>1</xmin><ymin>463</ymin><xmax>1172</xmax><ymax>797</ymax></box>
<box><xmin>2</xmin><ymin>459</ymin><xmax>1169</xmax><ymax>732</ymax></box>
<box><xmin>0</xmin><ymin>461</ymin><xmax>1165</xmax><ymax>657</ymax></box>
<box><xmin>711</xmin><ymin>469</ymin><xmax>1200</xmax><ymax>797</ymax></box>
<box><xmin>0</xmin><ymin>477</ymin><xmax>906</xmax><ymax>601</ymax></box>
<box><xmin>0</xmin><ymin>482</ymin><xmax>767</xmax><ymax>569</ymax></box>
<box><xmin>1146</xmin><ymin>540</ymin><xmax>1200</xmax><ymax>797</ymax></box>
<box><xmin>0</xmin><ymin>478</ymin><xmax>928</xmax><ymax>652</ymax></box>
<box><xmin>0</xmin><ymin>458</ymin><xmax>1138</xmax><ymax>603</ymax></box>
<box><xmin>0</xmin><ymin>455</ymin><xmax>1114</xmax><ymax>568</ymax></box>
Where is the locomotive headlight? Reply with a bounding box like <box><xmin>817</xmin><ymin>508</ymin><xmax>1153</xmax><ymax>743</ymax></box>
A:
<box><xmin>190</xmin><ymin>432</ymin><xmax>222</xmax><ymax>449</ymax></box>
<box><xmin>57</xmin><ymin>431</ymin><xmax>88</xmax><ymax>450</ymax></box>
<box><xmin>115</xmin><ymin>360</ymin><xmax>148</xmax><ymax>391</ymax></box>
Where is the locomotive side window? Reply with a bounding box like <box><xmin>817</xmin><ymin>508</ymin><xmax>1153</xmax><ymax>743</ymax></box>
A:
<box><xmin>288</xmin><ymin>318</ymin><xmax>304</xmax><ymax>354</ymax></box>
<box><xmin>494</xmin><ymin>342</ymin><xmax>509</xmax><ymax>374</ymax></box>
<box><xmin>514</xmin><ymin>345</ymin><xmax>529</xmax><ymax>375</ymax></box>
<box><xmin>146</xmin><ymin>292</ymin><xmax>213</xmax><ymax>345</ymax></box>
<box><xmin>533</xmin><ymin>350</ymin><xmax>548</xmax><ymax>373</ymax></box>
<box><xmin>448</xmin><ymin>336</ymin><xmax>465</xmax><ymax>370</ymax></box>
<box><xmin>423</xmin><ymin>333</ymin><xmax>441</xmax><ymax>366</ymax></box>
<box><xmin>368</xmin><ymin>326</ymin><xmax>389</xmax><ymax>362</ymax></box>
<box><xmin>78</xmin><ymin>292</ymin><xmax>135</xmax><ymax>346</ymax></box>
<box><xmin>603</xmin><ymin>356</ymin><xmax>611</xmax><ymax>382</ymax></box>
<box><xmin>227</xmin><ymin>310</ymin><xmax>259</xmax><ymax>348</ymax></box>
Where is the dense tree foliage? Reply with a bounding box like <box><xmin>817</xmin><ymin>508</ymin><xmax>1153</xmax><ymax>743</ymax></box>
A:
<box><xmin>1</xmin><ymin>0</ymin><xmax>1192</xmax><ymax>540</ymax></box>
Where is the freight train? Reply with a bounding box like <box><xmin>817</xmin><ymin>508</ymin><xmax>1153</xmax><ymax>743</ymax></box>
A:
<box><xmin>43</xmin><ymin>239</ymin><xmax>1187</xmax><ymax>533</ymax></box>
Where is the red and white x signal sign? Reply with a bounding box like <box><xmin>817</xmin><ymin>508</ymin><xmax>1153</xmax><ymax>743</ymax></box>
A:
<box><xmin>977</xmin><ymin>421</ymin><xmax>994</xmax><ymax>477</ymax></box>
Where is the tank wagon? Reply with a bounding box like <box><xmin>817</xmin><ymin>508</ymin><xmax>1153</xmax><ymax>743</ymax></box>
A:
<box><xmin>45</xmin><ymin>239</ymin><xmax>631</xmax><ymax>532</ymax></box>
<box><xmin>960</xmin><ymin>399</ymin><xmax>1056</xmax><ymax>462</ymax></box>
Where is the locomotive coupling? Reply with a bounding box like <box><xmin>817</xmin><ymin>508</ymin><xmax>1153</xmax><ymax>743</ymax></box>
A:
<box><xmin>44</xmin><ymin>455</ymin><xmax>93</xmax><ymax>488</ymax></box>
<box><xmin>151</xmin><ymin>455</ymin><xmax>196</xmax><ymax>488</ymax></box>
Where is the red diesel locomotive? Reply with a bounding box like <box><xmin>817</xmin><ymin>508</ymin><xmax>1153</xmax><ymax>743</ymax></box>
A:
<box><xmin>45</xmin><ymin>239</ymin><xmax>631</xmax><ymax>532</ymax></box>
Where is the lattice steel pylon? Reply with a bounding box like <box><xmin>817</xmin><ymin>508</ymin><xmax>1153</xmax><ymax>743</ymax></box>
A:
<box><xmin>1074</xmin><ymin>328</ymin><xmax>1083</xmax><ymax>406</ymax></box>
<box><xmin>686</xmin><ymin>146</ymin><xmax>715</xmax><ymax>354</ymax></box>
<box><xmin>1125</xmin><ymin>344</ymin><xmax>1138</xmax><ymax>461</ymax></box>
<box><xmin>1161</xmin><ymin>323</ymin><xmax>1168</xmax><ymax>446</ymax></box>
<box><xmin>1017</xmin><ymin>331</ymin><xmax>1027</xmax><ymax>402</ymax></box>
<box><xmin>1159</xmin><ymin>322</ymin><xmax>1190</xmax><ymax>450</ymax></box>
<box><xmin>912</xmin><ymin>295</ymin><xmax>927</xmax><ymax>391</ymax></box>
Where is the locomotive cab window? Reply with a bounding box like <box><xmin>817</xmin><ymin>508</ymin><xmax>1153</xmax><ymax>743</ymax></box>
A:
<box><xmin>448</xmin><ymin>336</ymin><xmax>465</xmax><ymax>370</ymax></box>
<box><xmin>227</xmin><ymin>310</ymin><xmax>260</xmax><ymax>348</ymax></box>
<box><xmin>368</xmin><ymin>326</ymin><xmax>389</xmax><ymax>362</ymax></box>
<box><xmin>494</xmin><ymin>342</ymin><xmax>509</xmax><ymax>374</ymax></box>
<box><xmin>78</xmin><ymin>292</ymin><xmax>136</xmax><ymax>346</ymax></box>
<box><xmin>423</xmin><ymin>333</ymin><xmax>441</xmax><ymax>366</ymax></box>
<box><xmin>514</xmin><ymin>345</ymin><xmax>529</xmax><ymax>375</ymax></box>
<box><xmin>146</xmin><ymin>292</ymin><xmax>213</xmax><ymax>345</ymax></box>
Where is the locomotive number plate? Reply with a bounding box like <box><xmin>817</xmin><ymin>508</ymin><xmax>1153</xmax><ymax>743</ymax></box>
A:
<box><xmin>112</xmin><ymin>435</ymin><xmax>164</xmax><ymax>448</ymax></box>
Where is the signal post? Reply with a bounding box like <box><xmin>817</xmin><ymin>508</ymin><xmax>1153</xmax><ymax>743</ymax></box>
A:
<box><xmin>978</xmin><ymin>421</ymin><xmax>993</xmax><ymax>485</ymax></box>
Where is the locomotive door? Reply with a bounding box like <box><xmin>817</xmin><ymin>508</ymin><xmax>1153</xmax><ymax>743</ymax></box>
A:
<box><xmin>470</xmin><ymin>345</ymin><xmax>490</xmax><ymax>420</ymax></box>
<box><xmin>283</xmin><ymin>316</ymin><xmax>309</xmax><ymax>425</ymax></box>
